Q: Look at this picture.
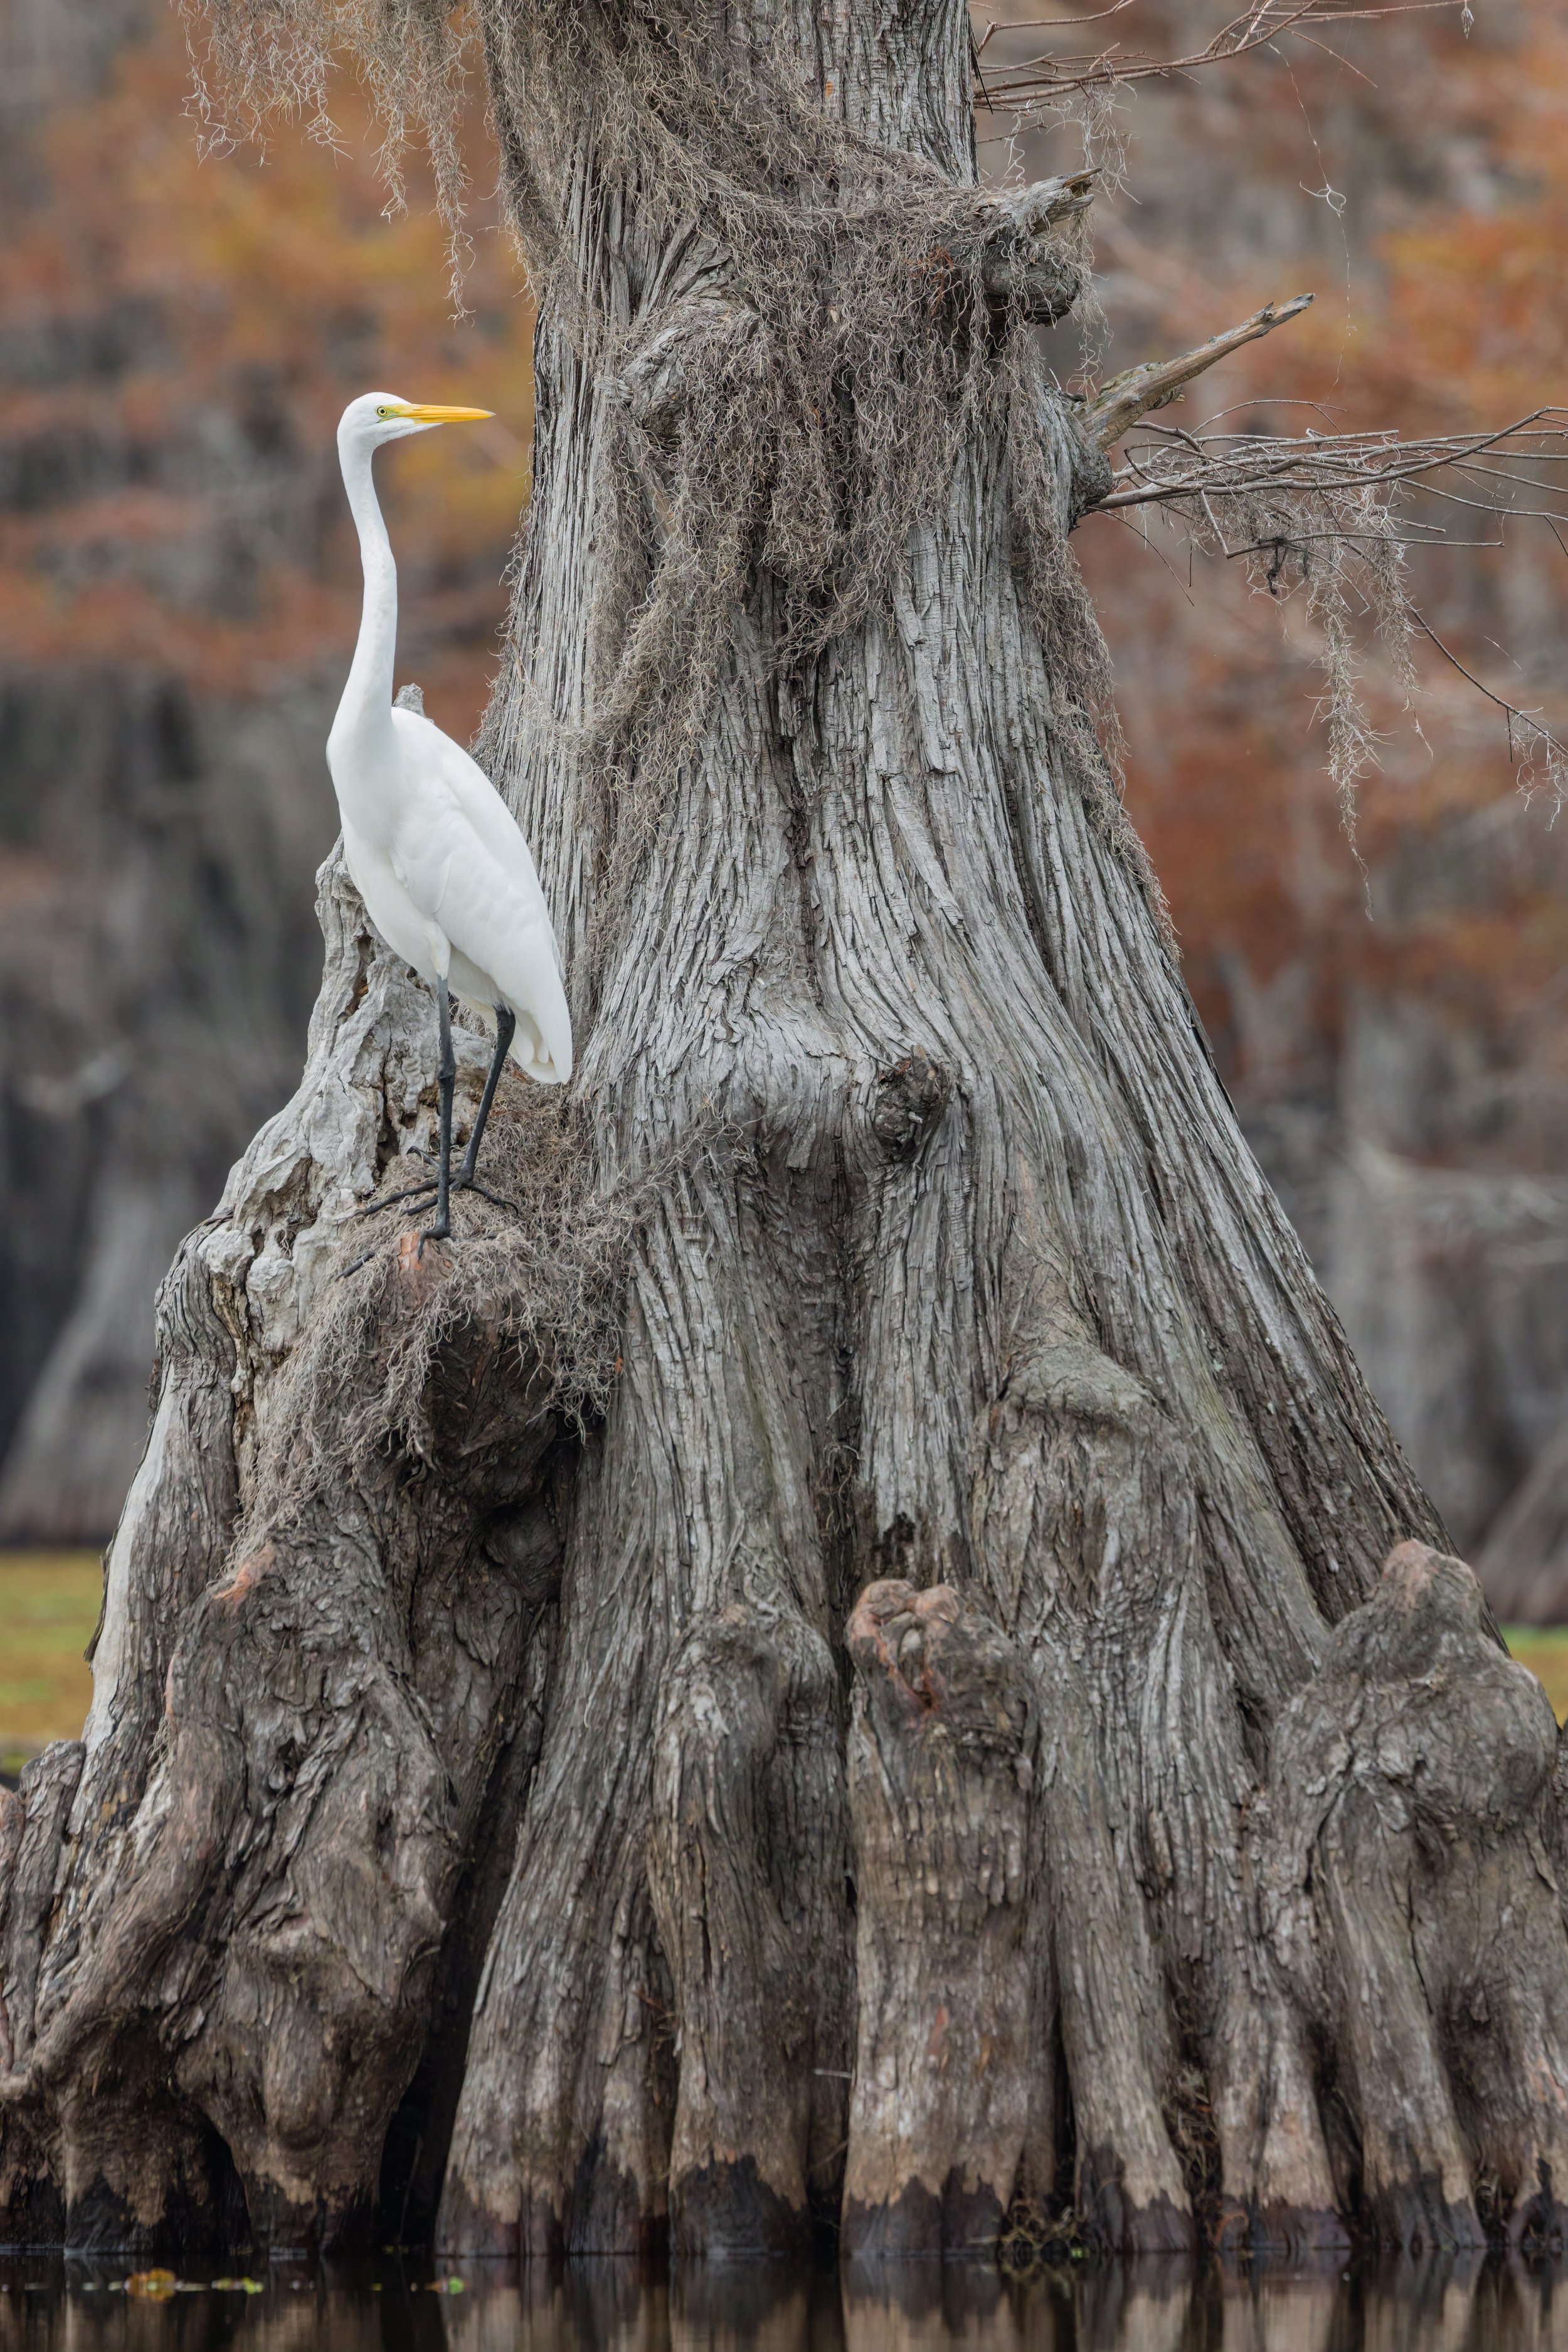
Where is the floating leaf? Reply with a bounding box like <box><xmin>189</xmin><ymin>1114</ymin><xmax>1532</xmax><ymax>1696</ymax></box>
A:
<box><xmin>125</xmin><ymin>2270</ymin><xmax>179</xmax><ymax>2300</ymax></box>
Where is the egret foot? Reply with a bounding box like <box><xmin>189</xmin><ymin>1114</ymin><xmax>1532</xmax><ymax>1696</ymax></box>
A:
<box><xmin>452</xmin><ymin>1175</ymin><xmax>519</xmax><ymax>1212</ymax></box>
<box><xmin>357</xmin><ymin>1170</ymin><xmax>519</xmax><ymax>1223</ymax></box>
<box><xmin>357</xmin><ymin>1178</ymin><xmax>440</xmax><ymax>1220</ymax></box>
<box><xmin>422</xmin><ymin>1160</ymin><xmax>522</xmax><ymax>1215</ymax></box>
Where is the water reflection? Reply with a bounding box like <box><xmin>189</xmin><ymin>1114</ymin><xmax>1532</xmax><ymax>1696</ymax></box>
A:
<box><xmin>1</xmin><ymin>2254</ymin><xmax>1565</xmax><ymax>2351</ymax></box>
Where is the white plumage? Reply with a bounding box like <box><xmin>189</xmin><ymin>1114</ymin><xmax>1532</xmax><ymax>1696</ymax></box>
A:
<box><xmin>327</xmin><ymin>390</ymin><xmax>571</xmax><ymax>1239</ymax></box>
<box><xmin>337</xmin><ymin>701</ymin><xmax>569</xmax><ymax>1080</ymax></box>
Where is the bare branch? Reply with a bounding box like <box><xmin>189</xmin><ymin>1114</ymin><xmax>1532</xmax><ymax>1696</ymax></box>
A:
<box><xmin>1095</xmin><ymin>411</ymin><xmax>1568</xmax><ymax>515</ymax></box>
<box><xmin>975</xmin><ymin>0</ymin><xmax>1140</xmax><ymax>45</ymax></box>
<box><xmin>1082</xmin><ymin>295</ymin><xmax>1314</xmax><ymax>450</ymax></box>
<box><xmin>975</xmin><ymin>0</ymin><xmax>1471</xmax><ymax>120</ymax></box>
<box><xmin>1072</xmin><ymin>406</ymin><xmax>1568</xmax><ymax>826</ymax></box>
<box><xmin>1408</xmin><ymin>608</ymin><xmax>1568</xmax><ymax>804</ymax></box>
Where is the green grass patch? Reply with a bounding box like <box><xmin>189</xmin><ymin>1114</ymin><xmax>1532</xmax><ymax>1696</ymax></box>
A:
<box><xmin>1504</xmin><ymin>1624</ymin><xmax>1568</xmax><ymax>1727</ymax></box>
<box><xmin>0</xmin><ymin>1549</ymin><xmax>103</xmax><ymax>1771</ymax></box>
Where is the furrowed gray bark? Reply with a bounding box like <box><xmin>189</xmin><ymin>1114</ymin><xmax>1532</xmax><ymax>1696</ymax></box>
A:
<box><xmin>842</xmin><ymin>1582</ymin><xmax>1046</xmax><ymax>2259</ymax></box>
<box><xmin>4</xmin><ymin>0</ymin><xmax>1567</xmax><ymax>2268</ymax></box>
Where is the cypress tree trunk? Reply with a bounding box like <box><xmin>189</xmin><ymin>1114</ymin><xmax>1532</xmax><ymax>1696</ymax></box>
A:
<box><xmin>5</xmin><ymin>0</ymin><xmax>1568</xmax><ymax>2265</ymax></box>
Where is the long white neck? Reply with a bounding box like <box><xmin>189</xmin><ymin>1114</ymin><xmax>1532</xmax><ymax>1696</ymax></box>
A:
<box><xmin>332</xmin><ymin>434</ymin><xmax>398</xmax><ymax>760</ymax></box>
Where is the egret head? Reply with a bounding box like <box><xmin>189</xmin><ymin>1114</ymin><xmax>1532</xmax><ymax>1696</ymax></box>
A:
<box><xmin>337</xmin><ymin>392</ymin><xmax>494</xmax><ymax>455</ymax></box>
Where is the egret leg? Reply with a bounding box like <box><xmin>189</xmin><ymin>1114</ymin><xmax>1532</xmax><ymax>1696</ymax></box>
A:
<box><xmin>455</xmin><ymin>1005</ymin><xmax>515</xmax><ymax>1189</ymax></box>
<box><xmin>356</xmin><ymin>997</ymin><xmax>518</xmax><ymax>1235</ymax></box>
<box><xmin>420</xmin><ymin>973</ymin><xmax>456</xmax><ymax>1252</ymax></box>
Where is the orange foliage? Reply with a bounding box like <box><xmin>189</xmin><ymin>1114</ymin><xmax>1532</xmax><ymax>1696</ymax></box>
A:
<box><xmin>1371</xmin><ymin>16</ymin><xmax>1568</xmax><ymax>425</ymax></box>
<box><xmin>4</xmin><ymin>6</ymin><xmax>1561</xmax><ymax>1074</ymax></box>
<box><xmin>1084</xmin><ymin>0</ymin><xmax>1568</xmax><ymax>1111</ymax></box>
<box><xmin>0</xmin><ymin>19</ymin><xmax>535</xmax><ymax>745</ymax></box>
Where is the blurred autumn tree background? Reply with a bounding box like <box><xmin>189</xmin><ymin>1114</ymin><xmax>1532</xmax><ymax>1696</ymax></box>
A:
<box><xmin>0</xmin><ymin>0</ymin><xmax>532</xmax><ymax>1542</ymax></box>
<box><xmin>1</xmin><ymin>0</ymin><xmax>1565</xmax><ymax>1609</ymax></box>
<box><xmin>1041</xmin><ymin>0</ymin><xmax>1568</xmax><ymax>1616</ymax></box>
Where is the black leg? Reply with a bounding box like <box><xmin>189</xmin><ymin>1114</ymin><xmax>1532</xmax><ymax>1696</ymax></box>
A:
<box><xmin>455</xmin><ymin>1004</ymin><xmax>514</xmax><ymax>1187</ymax></box>
<box><xmin>420</xmin><ymin>973</ymin><xmax>456</xmax><ymax>1252</ymax></box>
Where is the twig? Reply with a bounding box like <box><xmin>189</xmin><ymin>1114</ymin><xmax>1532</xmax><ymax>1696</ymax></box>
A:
<box><xmin>975</xmin><ymin>0</ymin><xmax>1471</xmax><ymax>116</ymax></box>
<box><xmin>1407</xmin><ymin>607</ymin><xmax>1568</xmax><ymax>778</ymax></box>
<box><xmin>1095</xmin><ymin>409</ymin><xmax>1568</xmax><ymax>512</ymax></box>
<box><xmin>977</xmin><ymin>0</ymin><xmax>1140</xmax><ymax>39</ymax></box>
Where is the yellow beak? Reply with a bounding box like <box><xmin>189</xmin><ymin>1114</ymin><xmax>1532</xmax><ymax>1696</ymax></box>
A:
<box><xmin>399</xmin><ymin>402</ymin><xmax>495</xmax><ymax>423</ymax></box>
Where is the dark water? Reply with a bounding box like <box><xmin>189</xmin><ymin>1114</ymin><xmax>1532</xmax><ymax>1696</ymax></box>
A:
<box><xmin>3</xmin><ymin>2255</ymin><xmax>1567</xmax><ymax>2351</ymax></box>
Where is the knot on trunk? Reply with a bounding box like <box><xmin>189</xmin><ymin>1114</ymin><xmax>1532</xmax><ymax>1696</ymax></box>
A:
<box><xmin>977</xmin><ymin>174</ymin><xmax>1096</xmax><ymax>326</ymax></box>
<box><xmin>617</xmin><ymin>295</ymin><xmax>756</xmax><ymax>451</ymax></box>
<box><xmin>482</xmin><ymin>1498</ymin><xmax>564</xmax><ymax>1604</ymax></box>
<box><xmin>1062</xmin><ymin>415</ymin><xmax>1115</xmax><ymax>528</ymax></box>
<box><xmin>848</xmin><ymin>1581</ymin><xmax>1029</xmax><ymax>1766</ymax></box>
<box><xmin>1263</xmin><ymin>1539</ymin><xmax>1568</xmax><ymax>2252</ymax></box>
<box><xmin>871</xmin><ymin>1054</ymin><xmax>950</xmax><ymax>1158</ymax></box>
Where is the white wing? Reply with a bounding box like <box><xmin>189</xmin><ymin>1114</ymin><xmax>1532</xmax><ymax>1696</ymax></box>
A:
<box><xmin>387</xmin><ymin>707</ymin><xmax>573</xmax><ymax>1082</ymax></box>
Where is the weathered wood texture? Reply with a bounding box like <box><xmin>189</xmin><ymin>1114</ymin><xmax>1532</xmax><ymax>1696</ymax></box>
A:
<box><xmin>4</xmin><ymin>0</ymin><xmax>1567</xmax><ymax>2266</ymax></box>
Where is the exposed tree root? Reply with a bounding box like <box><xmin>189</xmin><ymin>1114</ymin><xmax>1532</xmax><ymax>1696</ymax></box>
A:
<box><xmin>842</xmin><ymin>1581</ymin><xmax>1045</xmax><ymax>2258</ymax></box>
<box><xmin>651</xmin><ymin>1602</ymin><xmax>848</xmax><ymax>2255</ymax></box>
<box><xmin>1264</xmin><ymin>1540</ymin><xmax>1568</xmax><ymax>2255</ymax></box>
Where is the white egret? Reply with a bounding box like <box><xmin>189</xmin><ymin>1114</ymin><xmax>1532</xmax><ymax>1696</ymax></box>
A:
<box><xmin>329</xmin><ymin>391</ymin><xmax>571</xmax><ymax>1244</ymax></box>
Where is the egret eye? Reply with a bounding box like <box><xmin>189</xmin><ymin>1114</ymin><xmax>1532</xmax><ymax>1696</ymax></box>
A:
<box><xmin>376</xmin><ymin>406</ymin><xmax>393</xmax><ymax>420</ymax></box>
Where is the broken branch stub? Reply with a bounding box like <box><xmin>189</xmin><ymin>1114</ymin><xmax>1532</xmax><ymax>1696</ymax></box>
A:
<box><xmin>978</xmin><ymin>174</ymin><xmax>1097</xmax><ymax>324</ymax></box>
<box><xmin>1082</xmin><ymin>294</ymin><xmax>1315</xmax><ymax>452</ymax></box>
